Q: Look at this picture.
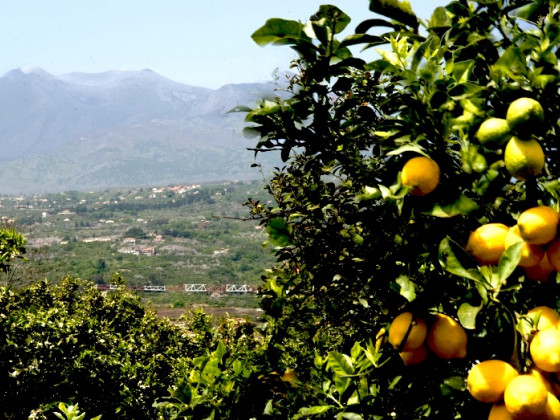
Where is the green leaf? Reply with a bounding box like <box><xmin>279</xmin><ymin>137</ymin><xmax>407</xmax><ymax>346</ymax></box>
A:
<box><xmin>357</xmin><ymin>186</ymin><xmax>382</xmax><ymax>201</ymax></box>
<box><xmin>386</xmin><ymin>143</ymin><xmax>427</xmax><ymax>156</ymax></box>
<box><xmin>350</xmin><ymin>341</ymin><xmax>362</xmax><ymax>360</ymax></box>
<box><xmin>327</xmin><ymin>351</ymin><xmax>354</xmax><ymax>375</ymax></box>
<box><xmin>426</xmin><ymin>194</ymin><xmax>478</xmax><ymax>218</ymax></box>
<box><xmin>341</xmin><ymin>413</ymin><xmax>365</xmax><ymax>420</ymax></box>
<box><xmin>498</xmin><ymin>242</ymin><xmax>522</xmax><ymax>285</ymax></box>
<box><xmin>251</xmin><ymin>18</ymin><xmax>309</xmax><ymax>46</ymax></box>
<box><xmin>340</xmin><ymin>33</ymin><xmax>385</xmax><ymax>48</ymax></box>
<box><xmin>511</xmin><ymin>0</ymin><xmax>545</xmax><ymax>20</ymax></box>
<box><xmin>263</xmin><ymin>399</ymin><xmax>275</xmax><ymax>416</ymax></box>
<box><xmin>395</xmin><ymin>275</ymin><xmax>416</xmax><ymax>302</ymax></box>
<box><xmin>458</xmin><ymin>302</ymin><xmax>483</xmax><ymax>329</ymax></box>
<box><xmin>441</xmin><ymin>376</ymin><xmax>466</xmax><ymax>396</ymax></box>
<box><xmin>449</xmin><ymin>59</ymin><xmax>474</xmax><ymax>83</ymax></box>
<box><xmin>266</xmin><ymin>218</ymin><xmax>293</xmax><ymax>247</ymax></box>
<box><xmin>293</xmin><ymin>405</ymin><xmax>335</xmax><ymax>419</ymax></box>
<box><xmin>369</xmin><ymin>0</ymin><xmax>418</xmax><ymax>30</ymax></box>
<box><xmin>438</xmin><ymin>237</ymin><xmax>485</xmax><ymax>283</ymax></box>
<box><xmin>490</xmin><ymin>46</ymin><xmax>528</xmax><ymax>80</ymax></box>
<box><xmin>228</xmin><ymin>105</ymin><xmax>253</xmax><ymax>113</ymax></box>
<box><xmin>447</xmin><ymin>82</ymin><xmax>484</xmax><ymax>100</ymax></box>
<box><xmin>312</xmin><ymin>5</ymin><xmax>351</xmax><ymax>35</ymax></box>
<box><xmin>355</xmin><ymin>18</ymin><xmax>397</xmax><ymax>33</ymax></box>
<box><xmin>429</xmin><ymin>6</ymin><xmax>451</xmax><ymax>28</ymax></box>
<box><xmin>314</xmin><ymin>351</ymin><xmax>324</xmax><ymax>369</ymax></box>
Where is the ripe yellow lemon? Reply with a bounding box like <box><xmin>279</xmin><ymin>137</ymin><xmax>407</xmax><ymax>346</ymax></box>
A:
<box><xmin>401</xmin><ymin>156</ymin><xmax>440</xmax><ymax>196</ymax></box>
<box><xmin>530</xmin><ymin>369</ymin><xmax>555</xmax><ymax>395</ymax></box>
<box><xmin>399</xmin><ymin>344</ymin><xmax>429</xmax><ymax>366</ymax></box>
<box><xmin>505</xmin><ymin>225</ymin><xmax>545</xmax><ymax>267</ymax></box>
<box><xmin>488</xmin><ymin>403</ymin><xmax>514</xmax><ymax>420</ymax></box>
<box><xmin>525</xmin><ymin>254</ymin><xmax>556</xmax><ymax>283</ymax></box>
<box><xmin>388</xmin><ymin>312</ymin><xmax>427</xmax><ymax>351</ymax></box>
<box><xmin>476</xmin><ymin>117</ymin><xmax>511</xmax><ymax>148</ymax></box>
<box><xmin>546</xmin><ymin>238</ymin><xmax>560</xmax><ymax>272</ymax></box>
<box><xmin>506</xmin><ymin>97</ymin><xmax>545</xmax><ymax>138</ymax></box>
<box><xmin>426</xmin><ymin>313</ymin><xmax>467</xmax><ymax>359</ymax></box>
<box><xmin>504</xmin><ymin>374</ymin><xmax>548</xmax><ymax>419</ymax></box>
<box><xmin>530</xmin><ymin>324</ymin><xmax>560</xmax><ymax>372</ymax></box>
<box><xmin>517</xmin><ymin>206</ymin><xmax>559</xmax><ymax>245</ymax></box>
<box><xmin>504</xmin><ymin>136</ymin><xmax>545</xmax><ymax>180</ymax></box>
<box><xmin>466</xmin><ymin>223</ymin><xmax>510</xmax><ymax>265</ymax></box>
<box><xmin>535</xmin><ymin>392</ymin><xmax>560</xmax><ymax>420</ymax></box>
<box><xmin>527</xmin><ymin>306</ymin><xmax>560</xmax><ymax>331</ymax></box>
<box><xmin>467</xmin><ymin>360</ymin><xmax>519</xmax><ymax>403</ymax></box>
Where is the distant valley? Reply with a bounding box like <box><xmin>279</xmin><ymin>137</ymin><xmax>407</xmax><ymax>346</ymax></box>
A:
<box><xmin>0</xmin><ymin>68</ymin><xmax>282</xmax><ymax>194</ymax></box>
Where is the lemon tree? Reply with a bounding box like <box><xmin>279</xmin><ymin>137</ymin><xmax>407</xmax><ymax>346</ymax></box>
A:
<box><xmin>242</xmin><ymin>0</ymin><xmax>560</xmax><ymax>418</ymax></box>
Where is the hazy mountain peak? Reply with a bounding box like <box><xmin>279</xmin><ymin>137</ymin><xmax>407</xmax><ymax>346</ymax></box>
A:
<box><xmin>3</xmin><ymin>67</ymin><xmax>53</xmax><ymax>80</ymax></box>
<box><xmin>0</xmin><ymin>67</ymin><xmax>280</xmax><ymax>193</ymax></box>
<box><xmin>20</xmin><ymin>66</ymin><xmax>48</xmax><ymax>75</ymax></box>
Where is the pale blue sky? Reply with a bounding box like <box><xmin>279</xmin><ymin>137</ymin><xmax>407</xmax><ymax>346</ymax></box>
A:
<box><xmin>1</xmin><ymin>1</ymin><xmax>446</xmax><ymax>89</ymax></box>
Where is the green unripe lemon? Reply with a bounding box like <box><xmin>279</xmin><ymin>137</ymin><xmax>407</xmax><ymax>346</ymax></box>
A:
<box><xmin>476</xmin><ymin>118</ymin><xmax>511</xmax><ymax>148</ymax></box>
<box><xmin>506</xmin><ymin>97</ymin><xmax>545</xmax><ymax>139</ymax></box>
<box><xmin>504</xmin><ymin>136</ymin><xmax>544</xmax><ymax>180</ymax></box>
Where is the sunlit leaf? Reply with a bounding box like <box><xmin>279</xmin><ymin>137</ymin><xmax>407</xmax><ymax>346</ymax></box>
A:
<box><xmin>293</xmin><ymin>405</ymin><xmax>335</xmax><ymax>419</ymax></box>
<box><xmin>429</xmin><ymin>6</ymin><xmax>451</xmax><ymax>28</ymax></box>
<box><xmin>426</xmin><ymin>194</ymin><xmax>478</xmax><ymax>218</ymax></box>
<box><xmin>491</xmin><ymin>46</ymin><xmax>528</xmax><ymax>80</ymax></box>
<box><xmin>312</xmin><ymin>5</ymin><xmax>351</xmax><ymax>34</ymax></box>
<box><xmin>386</xmin><ymin>143</ymin><xmax>427</xmax><ymax>156</ymax></box>
<box><xmin>252</xmin><ymin>18</ymin><xmax>309</xmax><ymax>46</ymax></box>
<box><xmin>458</xmin><ymin>302</ymin><xmax>483</xmax><ymax>329</ymax></box>
<box><xmin>327</xmin><ymin>351</ymin><xmax>354</xmax><ymax>375</ymax></box>
<box><xmin>498</xmin><ymin>242</ymin><xmax>522</xmax><ymax>285</ymax></box>
<box><xmin>395</xmin><ymin>275</ymin><xmax>416</xmax><ymax>302</ymax></box>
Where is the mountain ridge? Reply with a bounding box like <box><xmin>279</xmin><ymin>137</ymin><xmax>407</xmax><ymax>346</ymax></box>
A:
<box><xmin>0</xmin><ymin>67</ymin><xmax>281</xmax><ymax>194</ymax></box>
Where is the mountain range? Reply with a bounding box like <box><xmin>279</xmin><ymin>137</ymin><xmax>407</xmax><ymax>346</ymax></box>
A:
<box><xmin>0</xmin><ymin>67</ymin><xmax>282</xmax><ymax>194</ymax></box>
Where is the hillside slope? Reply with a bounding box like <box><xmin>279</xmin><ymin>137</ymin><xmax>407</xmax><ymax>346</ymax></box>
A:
<box><xmin>0</xmin><ymin>68</ymin><xmax>280</xmax><ymax>193</ymax></box>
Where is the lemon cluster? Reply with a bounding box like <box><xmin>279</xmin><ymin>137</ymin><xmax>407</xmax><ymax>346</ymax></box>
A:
<box><xmin>476</xmin><ymin>97</ymin><xmax>546</xmax><ymax>180</ymax></box>
<box><xmin>467</xmin><ymin>306</ymin><xmax>560</xmax><ymax>419</ymax></box>
<box><xmin>465</xmin><ymin>206</ymin><xmax>560</xmax><ymax>282</ymax></box>
<box><xmin>398</xmin><ymin>97</ymin><xmax>545</xmax><ymax>198</ymax></box>
<box><xmin>387</xmin><ymin>311</ymin><xmax>467</xmax><ymax>366</ymax></box>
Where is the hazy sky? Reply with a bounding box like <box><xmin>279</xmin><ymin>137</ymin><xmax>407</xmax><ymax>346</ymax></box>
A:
<box><xmin>2</xmin><ymin>1</ymin><xmax>447</xmax><ymax>89</ymax></box>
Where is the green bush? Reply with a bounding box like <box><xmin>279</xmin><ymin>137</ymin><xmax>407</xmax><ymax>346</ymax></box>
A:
<box><xmin>0</xmin><ymin>277</ymin><xmax>191</xmax><ymax>419</ymax></box>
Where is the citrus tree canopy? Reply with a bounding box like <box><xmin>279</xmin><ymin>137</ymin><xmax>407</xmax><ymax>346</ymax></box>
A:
<box><xmin>242</xmin><ymin>0</ymin><xmax>560</xmax><ymax>417</ymax></box>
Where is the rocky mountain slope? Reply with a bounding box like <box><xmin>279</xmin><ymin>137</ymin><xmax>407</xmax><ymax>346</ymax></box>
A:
<box><xmin>0</xmin><ymin>67</ymin><xmax>280</xmax><ymax>194</ymax></box>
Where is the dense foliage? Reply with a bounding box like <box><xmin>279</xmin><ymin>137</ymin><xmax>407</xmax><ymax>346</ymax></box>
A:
<box><xmin>1</xmin><ymin>276</ymin><xmax>186</xmax><ymax>418</ymax></box>
<box><xmin>242</xmin><ymin>0</ymin><xmax>560</xmax><ymax>417</ymax></box>
<box><xmin>0</xmin><ymin>276</ymin><xmax>271</xmax><ymax>419</ymax></box>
